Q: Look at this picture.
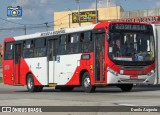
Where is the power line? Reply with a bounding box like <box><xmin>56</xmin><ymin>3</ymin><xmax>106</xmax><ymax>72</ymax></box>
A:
<box><xmin>0</xmin><ymin>13</ymin><xmax>70</xmax><ymax>33</ymax></box>
<box><xmin>0</xmin><ymin>14</ymin><xmax>68</xmax><ymax>26</ymax></box>
<box><xmin>0</xmin><ymin>17</ymin><xmax>24</xmax><ymax>25</ymax></box>
<box><xmin>0</xmin><ymin>17</ymin><xmax>54</xmax><ymax>26</ymax></box>
<box><xmin>53</xmin><ymin>14</ymin><xmax>69</xmax><ymax>22</ymax></box>
<box><xmin>0</xmin><ymin>25</ymin><xmax>55</xmax><ymax>30</ymax></box>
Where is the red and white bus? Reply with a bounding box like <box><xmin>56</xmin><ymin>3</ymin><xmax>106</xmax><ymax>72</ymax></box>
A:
<box><xmin>2</xmin><ymin>22</ymin><xmax>155</xmax><ymax>92</ymax></box>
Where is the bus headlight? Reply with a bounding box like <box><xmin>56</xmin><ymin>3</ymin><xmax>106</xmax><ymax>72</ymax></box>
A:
<box><xmin>107</xmin><ymin>67</ymin><xmax>118</xmax><ymax>76</ymax></box>
<box><xmin>147</xmin><ymin>70</ymin><xmax>154</xmax><ymax>76</ymax></box>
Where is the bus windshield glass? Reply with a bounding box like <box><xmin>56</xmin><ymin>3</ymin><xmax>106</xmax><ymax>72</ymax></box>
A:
<box><xmin>108</xmin><ymin>24</ymin><xmax>154</xmax><ymax>65</ymax></box>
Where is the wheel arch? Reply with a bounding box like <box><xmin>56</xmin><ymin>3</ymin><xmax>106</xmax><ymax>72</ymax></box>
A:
<box><xmin>79</xmin><ymin>69</ymin><xmax>89</xmax><ymax>85</ymax></box>
<box><xmin>25</xmin><ymin>72</ymin><xmax>32</xmax><ymax>85</ymax></box>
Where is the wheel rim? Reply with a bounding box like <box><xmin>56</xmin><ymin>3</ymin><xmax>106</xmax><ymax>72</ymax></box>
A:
<box><xmin>28</xmin><ymin>78</ymin><xmax>33</xmax><ymax>89</ymax></box>
<box><xmin>84</xmin><ymin>76</ymin><xmax>91</xmax><ymax>88</ymax></box>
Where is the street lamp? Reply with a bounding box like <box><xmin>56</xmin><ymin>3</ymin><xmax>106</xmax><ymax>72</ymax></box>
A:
<box><xmin>95</xmin><ymin>0</ymin><xmax>98</xmax><ymax>23</ymax></box>
<box><xmin>66</xmin><ymin>8</ymin><xmax>73</xmax><ymax>28</ymax></box>
<box><xmin>115</xmin><ymin>0</ymin><xmax>118</xmax><ymax>20</ymax></box>
<box><xmin>67</xmin><ymin>8</ymin><xmax>73</xmax><ymax>13</ymax></box>
<box><xmin>44</xmin><ymin>22</ymin><xmax>48</xmax><ymax>31</ymax></box>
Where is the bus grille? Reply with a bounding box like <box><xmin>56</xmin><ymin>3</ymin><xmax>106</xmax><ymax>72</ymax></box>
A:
<box><xmin>118</xmin><ymin>66</ymin><xmax>146</xmax><ymax>70</ymax></box>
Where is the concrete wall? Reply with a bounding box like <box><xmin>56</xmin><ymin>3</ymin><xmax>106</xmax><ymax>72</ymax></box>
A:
<box><xmin>54</xmin><ymin>6</ymin><xmax>123</xmax><ymax>30</ymax></box>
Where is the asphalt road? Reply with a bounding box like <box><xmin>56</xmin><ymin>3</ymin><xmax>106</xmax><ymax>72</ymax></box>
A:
<box><xmin>1</xmin><ymin>84</ymin><xmax>160</xmax><ymax>114</ymax></box>
<box><xmin>0</xmin><ymin>84</ymin><xmax>160</xmax><ymax>107</ymax></box>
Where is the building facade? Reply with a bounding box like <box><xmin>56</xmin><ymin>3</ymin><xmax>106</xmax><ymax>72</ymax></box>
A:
<box><xmin>54</xmin><ymin>6</ymin><xmax>123</xmax><ymax>30</ymax></box>
<box><xmin>54</xmin><ymin>6</ymin><xmax>160</xmax><ymax>30</ymax></box>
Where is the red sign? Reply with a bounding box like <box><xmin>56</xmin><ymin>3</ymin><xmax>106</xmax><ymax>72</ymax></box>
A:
<box><xmin>118</xmin><ymin>16</ymin><xmax>160</xmax><ymax>24</ymax></box>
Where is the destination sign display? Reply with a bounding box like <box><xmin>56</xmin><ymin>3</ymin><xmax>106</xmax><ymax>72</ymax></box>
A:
<box><xmin>110</xmin><ymin>24</ymin><xmax>148</xmax><ymax>31</ymax></box>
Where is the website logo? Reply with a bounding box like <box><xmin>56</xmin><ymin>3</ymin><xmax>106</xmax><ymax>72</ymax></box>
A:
<box><xmin>7</xmin><ymin>6</ymin><xmax>22</xmax><ymax>17</ymax></box>
<box><xmin>2</xmin><ymin>107</ymin><xmax>11</xmax><ymax>112</ymax></box>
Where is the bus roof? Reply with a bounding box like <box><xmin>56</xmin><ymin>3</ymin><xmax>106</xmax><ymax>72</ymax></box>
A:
<box><xmin>4</xmin><ymin>21</ymin><xmax>152</xmax><ymax>42</ymax></box>
<box><xmin>4</xmin><ymin>24</ymin><xmax>97</xmax><ymax>42</ymax></box>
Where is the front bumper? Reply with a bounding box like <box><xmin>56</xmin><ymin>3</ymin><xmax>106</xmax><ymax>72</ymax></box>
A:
<box><xmin>107</xmin><ymin>71</ymin><xmax>155</xmax><ymax>84</ymax></box>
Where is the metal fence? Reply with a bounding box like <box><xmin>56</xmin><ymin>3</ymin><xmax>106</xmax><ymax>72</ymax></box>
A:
<box><xmin>121</xmin><ymin>8</ymin><xmax>160</xmax><ymax>18</ymax></box>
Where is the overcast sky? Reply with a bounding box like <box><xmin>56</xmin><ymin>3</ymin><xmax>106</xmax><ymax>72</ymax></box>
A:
<box><xmin>0</xmin><ymin>0</ymin><xmax>160</xmax><ymax>43</ymax></box>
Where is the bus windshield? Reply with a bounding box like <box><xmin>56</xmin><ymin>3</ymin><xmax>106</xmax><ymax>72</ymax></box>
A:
<box><xmin>108</xmin><ymin>32</ymin><xmax>155</xmax><ymax>65</ymax></box>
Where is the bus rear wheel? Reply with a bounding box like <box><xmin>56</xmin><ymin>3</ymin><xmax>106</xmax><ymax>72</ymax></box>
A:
<box><xmin>27</xmin><ymin>74</ymin><xmax>43</xmax><ymax>92</ymax></box>
<box><xmin>118</xmin><ymin>84</ymin><xmax>133</xmax><ymax>92</ymax></box>
<box><xmin>82</xmin><ymin>72</ymin><xmax>95</xmax><ymax>93</ymax></box>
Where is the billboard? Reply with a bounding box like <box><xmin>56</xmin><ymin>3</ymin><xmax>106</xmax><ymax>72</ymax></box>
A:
<box><xmin>72</xmin><ymin>11</ymin><xmax>97</xmax><ymax>23</ymax></box>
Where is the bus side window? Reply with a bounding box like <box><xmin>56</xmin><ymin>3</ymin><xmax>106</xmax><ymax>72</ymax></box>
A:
<box><xmin>67</xmin><ymin>33</ymin><xmax>80</xmax><ymax>54</ymax></box>
<box><xmin>4</xmin><ymin>43</ymin><xmax>13</xmax><ymax>60</ymax></box>
<box><xmin>80</xmin><ymin>33</ymin><xmax>84</xmax><ymax>42</ymax></box>
<box><xmin>82</xmin><ymin>31</ymin><xmax>93</xmax><ymax>52</ymax></box>
<box><xmin>58</xmin><ymin>35</ymin><xmax>67</xmax><ymax>55</ymax></box>
<box><xmin>34</xmin><ymin>38</ymin><xmax>46</xmax><ymax>57</ymax></box>
<box><xmin>23</xmin><ymin>40</ymin><xmax>34</xmax><ymax>58</ymax></box>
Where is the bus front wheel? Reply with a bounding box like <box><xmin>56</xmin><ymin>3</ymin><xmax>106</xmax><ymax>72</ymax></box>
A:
<box><xmin>82</xmin><ymin>72</ymin><xmax>95</xmax><ymax>93</ymax></box>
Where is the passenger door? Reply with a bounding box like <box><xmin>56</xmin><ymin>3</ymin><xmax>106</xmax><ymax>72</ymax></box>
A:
<box><xmin>48</xmin><ymin>38</ymin><xmax>58</xmax><ymax>83</ymax></box>
<box><xmin>13</xmin><ymin>43</ymin><xmax>22</xmax><ymax>85</ymax></box>
<box><xmin>93</xmin><ymin>29</ymin><xmax>105</xmax><ymax>83</ymax></box>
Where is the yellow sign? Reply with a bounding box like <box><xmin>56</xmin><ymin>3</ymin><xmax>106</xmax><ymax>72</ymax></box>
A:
<box><xmin>72</xmin><ymin>11</ymin><xmax>97</xmax><ymax>23</ymax></box>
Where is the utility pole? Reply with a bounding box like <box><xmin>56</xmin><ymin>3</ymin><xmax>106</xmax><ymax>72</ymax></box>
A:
<box><xmin>75</xmin><ymin>0</ymin><xmax>81</xmax><ymax>26</ymax></box>
<box><xmin>67</xmin><ymin>8</ymin><xmax>73</xmax><ymax>28</ymax></box>
<box><xmin>107</xmin><ymin>0</ymin><xmax>110</xmax><ymax>7</ymax></box>
<box><xmin>68</xmin><ymin>14</ymin><xmax>71</xmax><ymax>28</ymax></box>
<box><xmin>24</xmin><ymin>25</ymin><xmax>26</xmax><ymax>35</ymax></box>
<box><xmin>44</xmin><ymin>22</ymin><xmax>48</xmax><ymax>31</ymax></box>
<box><xmin>116</xmin><ymin>0</ymin><xmax>118</xmax><ymax>20</ymax></box>
<box><xmin>95</xmin><ymin>0</ymin><xmax>98</xmax><ymax>23</ymax></box>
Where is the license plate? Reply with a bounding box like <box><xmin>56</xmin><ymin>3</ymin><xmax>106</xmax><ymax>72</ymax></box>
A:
<box><xmin>130</xmin><ymin>75</ymin><xmax>138</xmax><ymax>80</ymax></box>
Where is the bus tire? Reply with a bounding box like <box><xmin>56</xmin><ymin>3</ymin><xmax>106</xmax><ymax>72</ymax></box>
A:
<box><xmin>82</xmin><ymin>72</ymin><xmax>95</xmax><ymax>93</ymax></box>
<box><xmin>26</xmin><ymin>74</ymin><xmax>38</xmax><ymax>92</ymax></box>
<box><xmin>118</xmin><ymin>84</ymin><xmax>133</xmax><ymax>92</ymax></box>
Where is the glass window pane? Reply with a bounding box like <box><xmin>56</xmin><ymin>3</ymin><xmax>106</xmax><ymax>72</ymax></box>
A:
<box><xmin>35</xmin><ymin>38</ymin><xmax>45</xmax><ymax>48</ymax></box>
<box><xmin>84</xmin><ymin>32</ymin><xmax>92</xmax><ymax>42</ymax></box>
